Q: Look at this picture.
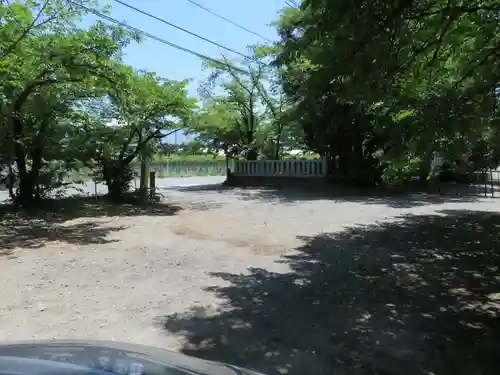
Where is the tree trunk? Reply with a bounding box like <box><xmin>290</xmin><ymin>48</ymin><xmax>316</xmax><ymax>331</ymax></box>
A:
<box><xmin>31</xmin><ymin>146</ymin><xmax>43</xmax><ymax>201</ymax></box>
<box><xmin>7</xmin><ymin>161</ymin><xmax>15</xmax><ymax>200</ymax></box>
<box><xmin>274</xmin><ymin>131</ymin><xmax>282</xmax><ymax>160</ymax></box>
<box><xmin>101</xmin><ymin>158</ymin><xmax>135</xmax><ymax>202</ymax></box>
<box><xmin>12</xmin><ymin>117</ymin><xmax>34</xmax><ymax>206</ymax></box>
<box><xmin>139</xmin><ymin>138</ymin><xmax>150</xmax><ymax>203</ymax></box>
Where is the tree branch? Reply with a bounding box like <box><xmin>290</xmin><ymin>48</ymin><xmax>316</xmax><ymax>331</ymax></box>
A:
<box><xmin>1</xmin><ymin>0</ymin><xmax>54</xmax><ymax>58</ymax></box>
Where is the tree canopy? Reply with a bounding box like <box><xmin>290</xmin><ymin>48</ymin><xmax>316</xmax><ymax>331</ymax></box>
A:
<box><xmin>268</xmin><ymin>0</ymin><xmax>500</xmax><ymax>183</ymax></box>
<box><xmin>0</xmin><ymin>0</ymin><xmax>196</xmax><ymax>204</ymax></box>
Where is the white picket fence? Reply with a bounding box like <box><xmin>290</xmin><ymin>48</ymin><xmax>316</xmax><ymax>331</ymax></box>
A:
<box><xmin>231</xmin><ymin>157</ymin><xmax>328</xmax><ymax>178</ymax></box>
<box><xmin>430</xmin><ymin>152</ymin><xmax>444</xmax><ymax>172</ymax></box>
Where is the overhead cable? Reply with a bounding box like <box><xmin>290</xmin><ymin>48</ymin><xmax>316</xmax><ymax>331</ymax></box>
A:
<box><xmin>113</xmin><ymin>0</ymin><xmax>255</xmax><ymax>61</ymax></box>
<box><xmin>66</xmin><ymin>0</ymin><xmax>251</xmax><ymax>75</ymax></box>
<box><xmin>184</xmin><ymin>0</ymin><xmax>274</xmax><ymax>43</ymax></box>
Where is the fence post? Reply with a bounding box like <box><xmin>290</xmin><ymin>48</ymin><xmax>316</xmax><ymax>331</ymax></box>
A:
<box><xmin>149</xmin><ymin>171</ymin><xmax>156</xmax><ymax>200</ymax></box>
<box><xmin>490</xmin><ymin>169</ymin><xmax>494</xmax><ymax>198</ymax></box>
<box><xmin>321</xmin><ymin>156</ymin><xmax>328</xmax><ymax>177</ymax></box>
<box><xmin>484</xmin><ymin>170</ymin><xmax>488</xmax><ymax>197</ymax></box>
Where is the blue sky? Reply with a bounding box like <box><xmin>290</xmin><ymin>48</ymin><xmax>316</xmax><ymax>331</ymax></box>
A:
<box><xmin>85</xmin><ymin>0</ymin><xmax>285</xmax><ymax>142</ymax></box>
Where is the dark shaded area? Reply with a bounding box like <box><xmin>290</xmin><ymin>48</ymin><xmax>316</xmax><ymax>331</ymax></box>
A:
<box><xmin>0</xmin><ymin>195</ymin><xmax>182</xmax><ymax>252</ymax></box>
<box><xmin>0</xmin><ymin>194</ymin><xmax>183</xmax><ymax>220</ymax></box>
<box><xmin>159</xmin><ymin>210</ymin><xmax>500</xmax><ymax>375</ymax></box>
<box><xmin>0</xmin><ymin>218</ymin><xmax>125</xmax><ymax>252</ymax></box>
<box><xmin>168</xmin><ymin>181</ymin><xmax>499</xmax><ymax>208</ymax></box>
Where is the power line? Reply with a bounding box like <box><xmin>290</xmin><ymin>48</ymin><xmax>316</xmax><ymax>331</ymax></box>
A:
<box><xmin>112</xmin><ymin>0</ymin><xmax>255</xmax><ymax>61</ymax></box>
<box><xmin>66</xmin><ymin>0</ymin><xmax>250</xmax><ymax>75</ymax></box>
<box><xmin>184</xmin><ymin>0</ymin><xmax>274</xmax><ymax>43</ymax></box>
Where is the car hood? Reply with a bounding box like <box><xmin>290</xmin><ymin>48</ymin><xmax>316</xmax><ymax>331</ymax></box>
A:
<box><xmin>0</xmin><ymin>340</ymin><xmax>256</xmax><ymax>375</ymax></box>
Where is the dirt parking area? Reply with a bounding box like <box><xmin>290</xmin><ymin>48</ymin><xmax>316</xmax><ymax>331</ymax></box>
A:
<box><xmin>1</xmin><ymin>183</ymin><xmax>500</xmax><ymax>375</ymax></box>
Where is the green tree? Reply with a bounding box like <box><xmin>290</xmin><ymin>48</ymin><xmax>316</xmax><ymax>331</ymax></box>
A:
<box><xmin>252</xmin><ymin>43</ymin><xmax>306</xmax><ymax>158</ymax></box>
<box><xmin>191</xmin><ymin>55</ymin><xmax>300</xmax><ymax>160</ymax></box>
<box><xmin>195</xmin><ymin>57</ymin><xmax>266</xmax><ymax>160</ymax></box>
<box><xmin>1</xmin><ymin>1</ymin><xmax>136</xmax><ymax>204</ymax></box>
<box><xmin>0</xmin><ymin>0</ymin><xmax>197</xmax><ymax>205</ymax></box>
<box><xmin>81</xmin><ymin>69</ymin><xmax>196</xmax><ymax>200</ymax></box>
<box><xmin>272</xmin><ymin>0</ymin><xmax>500</xmax><ymax>184</ymax></box>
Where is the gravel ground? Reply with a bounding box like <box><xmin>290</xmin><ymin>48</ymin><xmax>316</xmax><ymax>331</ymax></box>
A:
<box><xmin>0</xmin><ymin>184</ymin><xmax>499</xmax><ymax>375</ymax></box>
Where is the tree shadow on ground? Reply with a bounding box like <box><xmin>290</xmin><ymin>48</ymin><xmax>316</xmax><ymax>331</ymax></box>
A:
<box><xmin>0</xmin><ymin>218</ymin><xmax>126</xmax><ymax>252</ymax></box>
<box><xmin>0</xmin><ymin>195</ymin><xmax>183</xmax><ymax>220</ymax></box>
<box><xmin>159</xmin><ymin>210</ymin><xmax>500</xmax><ymax>375</ymax></box>
<box><xmin>168</xmin><ymin>182</ymin><xmax>498</xmax><ymax>208</ymax></box>
<box><xmin>0</xmin><ymin>196</ymin><xmax>183</xmax><ymax>253</ymax></box>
